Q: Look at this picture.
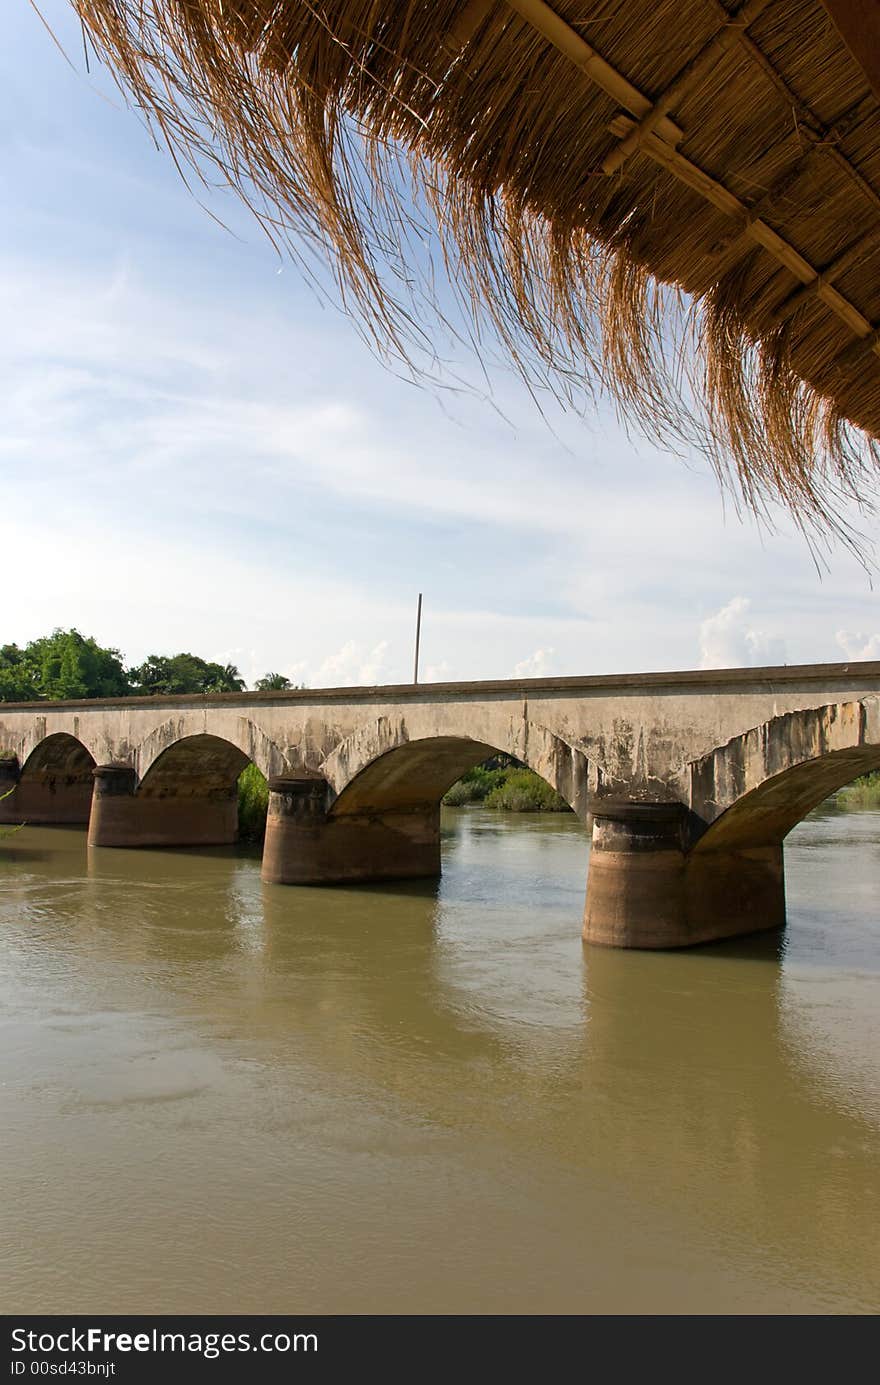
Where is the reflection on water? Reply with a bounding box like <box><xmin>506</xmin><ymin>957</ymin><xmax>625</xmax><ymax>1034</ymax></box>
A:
<box><xmin>1</xmin><ymin>806</ymin><xmax>878</xmax><ymax>1314</ymax></box>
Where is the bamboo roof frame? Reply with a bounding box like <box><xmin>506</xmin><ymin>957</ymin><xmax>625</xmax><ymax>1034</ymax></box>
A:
<box><xmin>70</xmin><ymin>0</ymin><xmax>880</xmax><ymax>551</ymax></box>
<box><xmin>508</xmin><ymin>0</ymin><xmax>879</xmax><ymax>361</ymax></box>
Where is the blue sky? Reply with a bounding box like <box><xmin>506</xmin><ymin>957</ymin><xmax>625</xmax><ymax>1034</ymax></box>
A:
<box><xmin>2</xmin><ymin>2</ymin><xmax>878</xmax><ymax>686</ymax></box>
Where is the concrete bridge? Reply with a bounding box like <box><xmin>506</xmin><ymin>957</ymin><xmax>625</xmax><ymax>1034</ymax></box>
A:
<box><xmin>1</xmin><ymin>661</ymin><xmax>878</xmax><ymax>949</ymax></box>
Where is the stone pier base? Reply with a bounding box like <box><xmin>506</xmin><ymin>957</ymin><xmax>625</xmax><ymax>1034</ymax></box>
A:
<box><xmin>0</xmin><ymin>756</ymin><xmax>93</xmax><ymax>825</ymax></box>
<box><xmin>261</xmin><ymin>777</ymin><xmax>440</xmax><ymax>885</ymax></box>
<box><xmin>583</xmin><ymin>800</ymin><xmax>785</xmax><ymax>948</ymax></box>
<box><xmin>87</xmin><ymin>765</ymin><xmax>238</xmax><ymax>848</ymax></box>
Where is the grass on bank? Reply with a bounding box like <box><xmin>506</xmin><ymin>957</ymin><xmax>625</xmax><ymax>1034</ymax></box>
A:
<box><xmin>442</xmin><ymin>761</ymin><xmax>571</xmax><ymax>812</ymax></box>
<box><xmin>444</xmin><ymin>764</ymin><xmax>880</xmax><ymax>816</ymax></box>
<box><xmin>836</xmin><ymin>771</ymin><xmax>880</xmax><ymax>809</ymax></box>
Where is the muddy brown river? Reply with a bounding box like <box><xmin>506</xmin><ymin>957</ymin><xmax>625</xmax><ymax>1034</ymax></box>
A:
<box><xmin>1</xmin><ymin>804</ymin><xmax>878</xmax><ymax>1314</ymax></box>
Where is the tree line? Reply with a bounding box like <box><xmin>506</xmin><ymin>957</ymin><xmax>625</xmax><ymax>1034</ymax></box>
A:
<box><xmin>0</xmin><ymin>629</ymin><xmax>299</xmax><ymax>702</ymax></box>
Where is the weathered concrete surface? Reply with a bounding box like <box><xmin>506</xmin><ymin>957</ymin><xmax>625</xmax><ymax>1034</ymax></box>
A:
<box><xmin>689</xmin><ymin>698</ymin><xmax>880</xmax><ymax>848</ymax></box>
<box><xmin>88</xmin><ymin>759</ymin><xmax>239</xmax><ymax>849</ymax></box>
<box><xmin>582</xmin><ymin>801</ymin><xmax>785</xmax><ymax>948</ymax></box>
<box><xmin>0</xmin><ymin>732</ymin><xmax>94</xmax><ymax>825</ymax></box>
<box><xmin>262</xmin><ymin>778</ymin><xmax>440</xmax><ymax>885</ymax></box>
<box><xmin>0</xmin><ymin>661</ymin><xmax>877</xmax><ymax>947</ymax></box>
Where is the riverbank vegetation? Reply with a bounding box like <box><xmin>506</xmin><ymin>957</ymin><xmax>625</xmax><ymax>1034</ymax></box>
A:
<box><xmin>0</xmin><ymin>628</ymin><xmax>300</xmax><ymax>700</ymax></box>
<box><xmin>836</xmin><ymin>772</ymin><xmax>880</xmax><ymax>809</ymax></box>
<box><xmin>238</xmin><ymin>765</ymin><xmax>270</xmax><ymax>842</ymax></box>
<box><xmin>444</xmin><ymin>766</ymin><xmax>880</xmax><ymax>815</ymax></box>
<box><xmin>443</xmin><ymin>758</ymin><xmax>571</xmax><ymax>812</ymax></box>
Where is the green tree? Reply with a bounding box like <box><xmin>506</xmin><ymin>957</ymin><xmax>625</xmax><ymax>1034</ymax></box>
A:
<box><xmin>0</xmin><ymin>644</ymin><xmax>39</xmax><ymax>702</ymax></box>
<box><xmin>129</xmin><ymin>653</ymin><xmax>245</xmax><ymax>695</ymax></box>
<box><xmin>127</xmin><ymin>655</ymin><xmax>174</xmax><ymax>694</ymax></box>
<box><xmin>4</xmin><ymin>630</ymin><xmax>129</xmax><ymax>701</ymax></box>
<box><xmin>2</xmin><ymin>631</ymin><xmax>250</xmax><ymax>702</ymax></box>
<box><xmin>255</xmin><ymin>672</ymin><xmax>292</xmax><ymax>691</ymax></box>
<box><xmin>210</xmin><ymin>662</ymin><xmax>246</xmax><ymax>693</ymax></box>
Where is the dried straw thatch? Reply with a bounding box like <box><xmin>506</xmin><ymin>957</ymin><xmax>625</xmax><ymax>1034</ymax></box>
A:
<box><xmin>71</xmin><ymin>0</ymin><xmax>880</xmax><ymax>547</ymax></box>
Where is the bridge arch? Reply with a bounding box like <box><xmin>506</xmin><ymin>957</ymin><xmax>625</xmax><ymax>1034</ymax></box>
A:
<box><xmin>321</xmin><ymin>717</ymin><xmax>594</xmax><ymax>820</ymax></box>
<box><xmin>264</xmin><ymin>721</ymin><xmax>593</xmax><ymax>887</ymax></box>
<box><xmin>12</xmin><ymin>732</ymin><xmax>96</xmax><ymax>825</ymax></box>
<box><xmin>134</xmin><ymin>716</ymin><xmax>289</xmax><ymax>784</ymax></box>
<box><xmin>20</xmin><ymin>731</ymin><xmax>96</xmax><ymax>779</ymax></box>
<box><xmin>136</xmin><ymin>733</ymin><xmax>251</xmax><ymax>799</ymax></box>
<box><xmin>689</xmin><ymin>699</ymin><xmax>880</xmax><ymax>853</ymax></box>
<box><xmin>90</xmin><ymin>731</ymin><xmax>261</xmax><ymax>849</ymax></box>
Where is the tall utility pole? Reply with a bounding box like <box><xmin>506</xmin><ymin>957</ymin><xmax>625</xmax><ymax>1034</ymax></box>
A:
<box><xmin>413</xmin><ymin>593</ymin><xmax>423</xmax><ymax>684</ymax></box>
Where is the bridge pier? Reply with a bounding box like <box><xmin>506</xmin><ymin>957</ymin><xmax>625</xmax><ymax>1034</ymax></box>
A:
<box><xmin>88</xmin><ymin>764</ymin><xmax>239</xmax><ymax>848</ymax></box>
<box><xmin>583</xmin><ymin>800</ymin><xmax>785</xmax><ymax>948</ymax></box>
<box><xmin>0</xmin><ymin>752</ymin><xmax>93</xmax><ymax>826</ymax></box>
<box><xmin>262</xmin><ymin>777</ymin><xmax>441</xmax><ymax>885</ymax></box>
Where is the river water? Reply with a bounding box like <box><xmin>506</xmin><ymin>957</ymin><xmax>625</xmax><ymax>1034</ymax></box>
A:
<box><xmin>1</xmin><ymin>804</ymin><xmax>878</xmax><ymax>1315</ymax></box>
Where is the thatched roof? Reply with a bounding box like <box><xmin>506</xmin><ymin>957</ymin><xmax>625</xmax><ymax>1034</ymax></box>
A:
<box><xmin>73</xmin><ymin>1</ymin><xmax>880</xmax><ymax>546</ymax></box>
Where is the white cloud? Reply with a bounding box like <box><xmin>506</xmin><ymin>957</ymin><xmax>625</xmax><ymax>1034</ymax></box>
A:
<box><xmin>0</xmin><ymin>256</ymin><xmax>706</xmax><ymax>547</ymax></box>
<box><xmin>836</xmin><ymin>630</ymin><xmax>880</xmax><ymax>660</ymax></box>
<box><xmin>698</xmin><ymin>598</ymin><xmax>787</xmax><ymax>670</ymax></box>
<box><xmin>423</xmin><ymin>660</ymin><xmax>452</xmax><ymax>682</ymax></box>
<box><xmin>513</xmin><ymin>648</ymin><xmax>556</xmax><ymax>679</ymax></box>
<box><xmin>312</xmin><ymin>640</ymin><xmax>390</xmax><ymax>687</ymax></box>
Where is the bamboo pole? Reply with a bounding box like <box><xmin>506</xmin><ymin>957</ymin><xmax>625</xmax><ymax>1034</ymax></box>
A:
<box><xmin>773</xmin><ymin>226</ymin><xmax>880</xmax><ymax>325</ymax></box>
<box><xmin>502</xmin><ymin>0</ymin><xmax>684</xmax><ymax>147</ymax></box>
<box><xmin>604</xmin><ymin>116</ymin><xmax>880</xmax><ymax>365</ymax></box>
<box><xmin>601</xmin><ymin>0</ymin><xmax>772</xmax><ymax>176</ymax></box>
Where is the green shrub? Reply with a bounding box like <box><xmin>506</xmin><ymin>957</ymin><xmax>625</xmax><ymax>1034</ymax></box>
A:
<box><xmin>238</xmin><ymin>763</ymin><xmax>269</xmax><ymax>842</ymax></box>
<box><xmin>484</xmin><ymin>769</ymin><xmax>569</xmax><ymax>812</ymax></box>
<box><xmin>441</xmin><ymin>764</ymin><xmax>508</xmax><ymax>805</ymax></box>
<box><xmin>444</xmin><ymin>761</ymin><xmax>571</xmax><ymax>812</ymax></box>
<box><xmin>837</xmin><ymin>771</ymin><xmax>880</xmax><ymax>809</ymax></box>
<box><xmin>442</xmin><ymin>778</ymin><xmax>478</xmax><ymax>806</ymax></box>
